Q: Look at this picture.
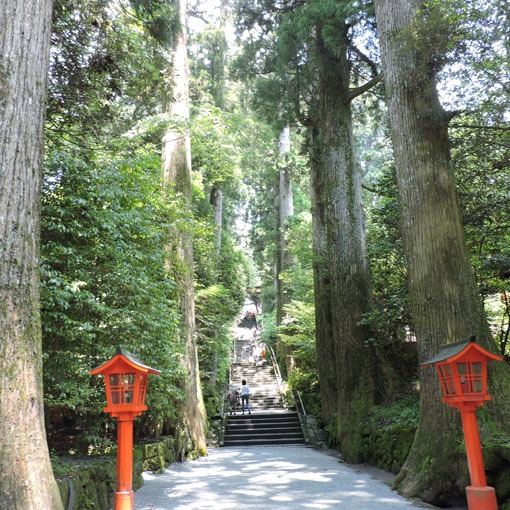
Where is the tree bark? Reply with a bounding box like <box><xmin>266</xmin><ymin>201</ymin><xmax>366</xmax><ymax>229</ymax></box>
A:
<box><xmin>161</xmin><ymin>0</ymin><xmax>207</xmax><ymax>455</ymax></box>
<box><xmin>310</xmin><ymin>125</ymin><xmax>338</xmax><ymax>428</ymax></box>
<box><xmin>276</xmin><ymin>125</ymin><xmax>293</xmax><ymax>327</ymax></box>
<box><xmin>374</xmin><ymin>0</ymin><xmax>510</xmax><ymax>504</ymax></box>
<box><xmin>310</xmin><ymin>23</ymin><xmax>374</xmax><ymax>460</ymax></box>
<box><xmin>0</xmin><ymin>1</ymin><xmax>64</xmax><ymax>508</ymax></box>
<box><xmin>210</xmin><ymin>186</ymin><xmax>223</xmax><ymax>255</ymax></box>
<box><xmin>208</xmin><ymin>1</ymin><xmax>228</xmax><ymax>255</ymax></box>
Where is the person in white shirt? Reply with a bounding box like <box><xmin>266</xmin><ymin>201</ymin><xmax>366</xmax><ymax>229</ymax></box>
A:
<box><xmin>240</xmin><ymin>379</ymin><xmax>251</xmax><ymax>415</ymax></box>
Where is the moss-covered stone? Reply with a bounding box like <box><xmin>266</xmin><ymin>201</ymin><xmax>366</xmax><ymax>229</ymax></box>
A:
<box><xmin>142</xmin><ymin>452</ymin><xmax>166</xmax><ymax>474</ymax></box>
<box><xmin>141</xmin><ymin>442</ymin><xmax>160</xmax><ymax>459</ymax></box>
<box><xmin>361</xmin><ymin>423</ymin><xmax>416</xmax><ymax>474</ymax></box>
<box><xmin>494</xmin><ymin>443</ymin><xmax>510</xmax><ymax>463</ymax></box>
<box><xmin>67</xmin><ymin>459</ymin><xmax>116</xmax><ymax>510</ymax></box>
<box><xmin>138</xmin><ymin>436</ymin><xmax>179</xmax><ymax>474</ymax></box>
<box><xmin>484</xmin><ymin>445</ymin><xmax>507</xmax><ymax>473</ymax></box>
<box><xmin>495</xmin><ymin>467</ymin><xmax>510</xmax><ymax>502</ymax></box>
<box><xmin>56</xmin><ymin>478</ymin><xmax>70</xmax><ymax>509</ymax></box>
<box><xmin>484</xmin><ymin>433</ymin><xmax>510</xmax><ymax>508</ymax></box>
<box><xmin>55</xmin><ymin>434</ymin><xmax>193</xmax><ymax>510</ymax></box>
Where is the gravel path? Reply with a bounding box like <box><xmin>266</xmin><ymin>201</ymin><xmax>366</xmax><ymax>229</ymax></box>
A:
<box><xmin>133</xmin><ymin>445</ymin><xmax>438</xmax><ymax>509</ymax></box>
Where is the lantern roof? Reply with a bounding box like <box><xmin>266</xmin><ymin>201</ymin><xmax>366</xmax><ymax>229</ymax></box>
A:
<box><xmin>422</xmin><ymin>336</ymin><xmax>502</xmax><ymax>367</ymax></box>
<box><xmin>91</xmin><ymin>348</ymin><xmax>161</xmax><ymax>376</ymax></box>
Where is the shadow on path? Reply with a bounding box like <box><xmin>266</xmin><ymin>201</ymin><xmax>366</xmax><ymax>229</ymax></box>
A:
<box><xmin>134</xmin><ymin>445</ymin><xmax>439</xmax><ymax>509</ymax></box>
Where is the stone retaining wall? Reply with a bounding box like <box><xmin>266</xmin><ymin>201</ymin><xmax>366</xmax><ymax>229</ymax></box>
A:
<box><xmin>56</xmin><ymin>432</ymin><xmax>193</xmax><ymax>510</ymax></box>
<box><xmin>361</xmin><ymin>424</ymin><xmax>510</xmax><ymax>508</ymax></box>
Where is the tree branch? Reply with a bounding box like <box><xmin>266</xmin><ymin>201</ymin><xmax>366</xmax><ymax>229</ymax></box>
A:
<box><xmin>349</xmin><ymin>44</ymin><xmax>379</xmax><ymax>77</ymax></box>
<box><xmin>362</xmin><ymin>183</ymin><xmax>378</xmax><ymax>194</ymax></box>
<box><xmin>449</xmin><ymin>123</ymin><xmax>510</xmax><ymax>131</ymax></box>
<box><xmin>349</xmin><ymin>73</ymin><xmax>383</xmax><ymax>101</ymax></box>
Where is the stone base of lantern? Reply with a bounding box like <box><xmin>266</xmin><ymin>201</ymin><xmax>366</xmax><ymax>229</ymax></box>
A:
<box><xmin>466</xmin><ymin>485</ymin><xmax>497</xmax><ymax>510</ymax></box>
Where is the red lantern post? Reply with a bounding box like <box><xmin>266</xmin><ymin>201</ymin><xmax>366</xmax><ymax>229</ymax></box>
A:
<box><xmin>422</xmin><ymin>336</ymin><xmax>502</xmax><ymax>510</ymax></box>
<box><xmin>91</xmin><ymin>349</ymin><xmax>160</xmax><ymax>510</ymax></box>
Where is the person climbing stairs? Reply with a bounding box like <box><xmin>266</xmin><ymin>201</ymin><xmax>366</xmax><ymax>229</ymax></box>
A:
<box><xmin>222</xmin><ymin>336</ymin><xmax>306</xmax><ymax>447</ymax></box>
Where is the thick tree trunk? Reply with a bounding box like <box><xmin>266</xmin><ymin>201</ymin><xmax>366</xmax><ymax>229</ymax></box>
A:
<box><xmin>161</xmin><ymin>0</ymin><xmax>207</xmax><ymax>455</ymax></box>
<box><xmin>276</xmin><ymin>125</ymin><xmax>293</xmax><ymax>327</ymax></box>
<box><xmin>210</xmin><ymin>186</ymin><xmax>223</xmax><ymax>254</ymax></box>
<box><xmin>375</xmin><ymin>0</ymin><xmax>510</xmax><ymax>504</ymax></box>
<box><xmin>311</xmin><ymin>25</ymin><xmax>374</xmax><ymax>460</ymax></box>
<box><xmin>310</xmin><ymin>126</ymin><xmax>338</xmax><ymax>428</ymax></box>
<box><xmin>0</xmin><ymin>2</ymin><xmax>64</xmax><ymax>509</ymax></box>
<box><xmin>208</xmin><ymin>1</ymin><xmax>228</xmax><ymax>255</ymax></box>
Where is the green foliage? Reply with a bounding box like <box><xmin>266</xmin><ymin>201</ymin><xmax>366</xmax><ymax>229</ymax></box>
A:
<box><xmin>277</xmin><ymin>301</ymin><xmax>320</xmax><ymax>416</ymax></box>
<box><xmin>189</xmin><ymin>25</ymin><xmax>229</xmax><ymax>109</ymax></box>
<box><xmin>432</xmin><ymin>0</ymin><xmax>509</xmax><ymax>114</ymax></box>
<box><xmin>259</xmin><ymin>312</ymin><xmax>278</xmax><ymax>348</ymax></box>
<box><xmin>41</xmin><ymin>150</ymin><xmax>184</xmax><ymax>432</ymax></box>
<box><xmin>281</xmin><ymin>212</ymin><xmax>314</xmax><ymax>303</ymax></box>
<box><xmin>48</xmin><ymin>0</ymin><xmax>169</xmax><ymax>149</ymax></box>
<box><xmin>190</xmin><ymin>104</ymin><xmax>238</xmax><ymax>188</ymax></box>
<box><xmin>278</xmin><ymin>0</ymin><xmax>355</xmax><ymax>56</ymax></box>
<box><xmin>195</xmin><ymin>284</ymin><xmax>243</xmax><ymax>415</ymax></box>
<box><xmin>278</xmin><ymin>301</ymin><xmax>316</xmax><ymax>367</ymax></box>
<box><xmin>233</xmin><ymin>0</ymin><xmax>378</xmax><ymax>127</ymax></box>
<box><xmin>366</xmin><ymin>396</ymin><xmax>420</xmax><ymax>430</ymax></box>
<box><xmin>364</xmin><ymin>165</ymin><xmax>412</xmax><ymax>346</ymax></box>
<box><xmin>129</xmin><ymin>0</ymin><xmax>178</xmax><ymax>43</ymax></box>
<box><xmin>189</xmin><ymin>104</ymin><xmax>255</xmax><ymax>297</ymax></box>
<box><xmin>356</xmin><ymin>399</ymin><xmax>420</xmax><ymax>473</ymax></box>
<box><xmin>451</xmin><ymin>117</ymin><xmax>510</xmax><ymax>356</ymax></box>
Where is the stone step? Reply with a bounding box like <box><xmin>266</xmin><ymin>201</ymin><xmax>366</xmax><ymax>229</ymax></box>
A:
<box><xmin>224</xmin><ymin>347</ymin><xmax>304</xmax><ymax>446</ymax></box>
<box><xmin>226</xmin><ymin>431</ymin><xmax>304</xmax><ymax>442</ymax></box>
<box><xmin>226</xmin><ymin>411</ymin><xmax>299</xmax><ymax>421</ymax></box>
<box><xmin>223</xmin><ymin>436</ymin><xmax>306</xmax><ymax>447</ymax></box>
<box><xmin>226</xmin><ymin>416</ymin><xmax>300</xmax><ymax>427</ymax></box>
<box><xmin>226</xmin><ymin>426</ymin><xmax>303</xmax><ymax>437</ymax></box>
<box><xmin>223</xmin><ymin>411</ymin><xmax>305</xmax><ymax>447</ymax></box>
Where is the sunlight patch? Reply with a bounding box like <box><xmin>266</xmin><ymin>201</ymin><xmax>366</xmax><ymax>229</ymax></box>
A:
<box><xmin>270</xmin><ymin>494</ymin><xmax>294</xmax><ymax>502</ymax></box>
<box><xmin>302</xmin><ymin>501</ymin><xmax>343</xmax><ymax>509</ymax></box>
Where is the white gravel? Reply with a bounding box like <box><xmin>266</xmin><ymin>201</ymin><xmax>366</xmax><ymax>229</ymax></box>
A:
<box><xmin>133</xmin><ymin>445</ymin><xmax>438</xmax><ymax>509</ymax></box>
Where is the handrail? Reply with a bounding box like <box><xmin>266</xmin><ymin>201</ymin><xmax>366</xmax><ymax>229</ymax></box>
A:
<box><xmin>219</xmin><ymin>396</ymin><xmax>226</xmax><ymax>446</ymax></box>
<box><xmin>265</xmin><ymin>344</ymin><xmax>320</xmax><ymax>445</ymax></box>
<box><xmin>219</xmin><ymin>345</ymin><xmax>237</xmax><ymax>446</ymax></box>
<box><xmin>265</xmin><ymin>344</ymin><xmax>286</xmax><ymax>406</ymax></box>
<box><xmin>295</xmin><ymin>388</ymin><xmax>319</xmax><ymax>444</ymax></box>
<box><xmin>295</xmin><ymin>388</ymin><xmax>307</xmax><ymax>418</ymax></box>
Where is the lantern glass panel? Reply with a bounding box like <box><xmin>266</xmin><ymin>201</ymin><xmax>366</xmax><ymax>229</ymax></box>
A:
<box><xmin>439</xmin><ymin>364</ymin><xmax>455</xmax><ymax>395</ymax></box>
<box><xmin>138</xmin><ymin>374</ymin><xmax>148</xmax><ymax>405</ymax></box>
<box><xmin>457</xmin><ymin>362</ymin><xmax>483</xmax><ymax>395</ymax></box>
<box><xmin>109</xmin><ymin>373</ymin><xmax>136</xmax><ymax>404</ymax></box>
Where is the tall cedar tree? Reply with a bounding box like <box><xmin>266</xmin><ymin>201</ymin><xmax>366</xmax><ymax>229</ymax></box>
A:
<box><xmin>161</xmin><ymin>0</ymin><xmax>207</xmax><ymax>454</ymax></box>
<box><xmin>374</xmin><ymin>0</ymin><xmax>510</xmax><ymax>504</ymax></box>
<box><xmin>234</xmin><ymin>0</ymin><xmax>381</xmax><ymax>460</ymax></box>
<box><xmin>308</xmin><ymin>11</ymin><xmax>380</xmax><ymax>461</ymax></box>
<box><xmin>0</xmin><ymin>1</ymin><xmax>64</xmax><ymax>508</ymax></box>
<box><xmin>276</xmin><ymin>125</ymin><xmax>293</xmax><ymax>327</ymax></box>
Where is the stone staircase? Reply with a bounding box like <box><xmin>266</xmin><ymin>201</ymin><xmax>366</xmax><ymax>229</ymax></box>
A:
<box><xmin>222</xmin><ymin>354</ymin><xmax>306</xmax><ymax>447</ymax></box>
<box><xmin>223</xmin><ymin>411</ymin><xmax>305</xmax><ymax>447</ymax></box>
<box><xmin>231</xmin><ymin>362</ymin><xmax>281</xmax><ymax>412</ymax></box>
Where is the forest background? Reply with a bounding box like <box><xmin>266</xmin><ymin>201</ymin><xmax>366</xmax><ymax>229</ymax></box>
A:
<box><xmin>0</xmin><ymin>0</ymin><xmax>509</xmax><ymax>508</ymax></box>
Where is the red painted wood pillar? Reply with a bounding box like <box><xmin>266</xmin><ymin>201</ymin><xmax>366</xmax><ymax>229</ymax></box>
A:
<box><xmin>114</xmin><ymin>415</ymin><xmax>135</xmax><ymax>510</ymax></box>
<box><xmin>459</xmin><ymin>404</ymin><xmax>497</xmax><ymax>510</ymax></box>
